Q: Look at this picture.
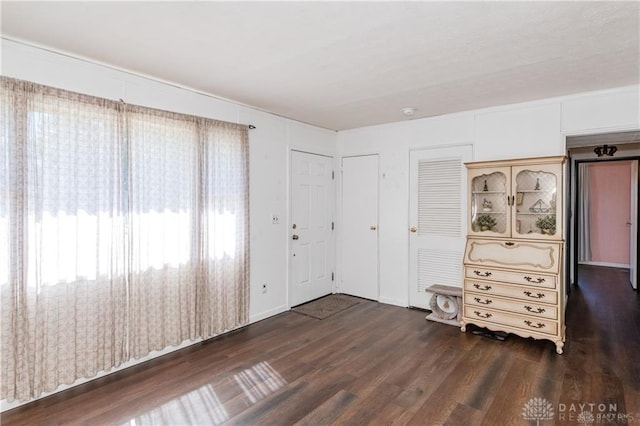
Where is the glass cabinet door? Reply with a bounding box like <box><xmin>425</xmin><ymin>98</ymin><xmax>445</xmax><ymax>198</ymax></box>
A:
<box><xmin>469</xmin><ymin>168</ymin><xmax>510</xmax><ymax>237</ymax></box>
<box><xmin>512</xmin><ymin>164</ymin><xmax>562</xmax><ymax>239</ymax></box>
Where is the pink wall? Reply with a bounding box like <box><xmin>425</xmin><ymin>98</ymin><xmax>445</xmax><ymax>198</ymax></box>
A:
<box><xmin>588</xmin><ymin>161</ymin><xmax>632</xmax><ymax>265</ymax></box>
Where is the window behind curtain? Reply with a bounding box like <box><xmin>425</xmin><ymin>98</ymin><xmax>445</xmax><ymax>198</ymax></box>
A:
<box><xmin>128</xmin><ymin>109</ymin><xmax>197</xmax><ymax>270</ymax></box>
<box><xmin>1</xmin><ymin>77</ymin><xmax>249</xmax><ymax>402</ymax></box>
<box><xmin>27</xmin><ymin>92</ymin><xmax>127</xmax><ymax>286</ymax></box>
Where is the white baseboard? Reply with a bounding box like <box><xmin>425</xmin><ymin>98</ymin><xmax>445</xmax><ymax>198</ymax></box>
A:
<box><xmin>249</xmin><ymin>304</ymin><xmax>289</xmax><ymax>323</ymax></box>
<box><xmin>378</xmin><ymin>297</ymin><xmax>408</xmax><ymax>308</ymax></box>
<box><xmin>578</xmin><ymin>261</ymin><xmax>630</xmax><ymax>269</ymax></box>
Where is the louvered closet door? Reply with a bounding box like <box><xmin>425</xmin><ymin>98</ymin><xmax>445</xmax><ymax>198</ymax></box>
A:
<box><xmin>409</xmin><ymin>146</ymin><xmax>472</xmax><ymax>308</ymax></box>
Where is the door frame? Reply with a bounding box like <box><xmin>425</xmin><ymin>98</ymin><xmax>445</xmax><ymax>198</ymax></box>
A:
<box><xmin>570</xmin><ymin>156</ymin><xmax>639</xmax><ymax>290</ymax></box>
<box><xmin>288</xmin><ymin>149</ymin><xmax>336</xmax><ymax>307</ymax></box>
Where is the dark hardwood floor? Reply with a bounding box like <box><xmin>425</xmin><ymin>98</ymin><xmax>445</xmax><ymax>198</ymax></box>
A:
<box><xmin>2</xmin><ymin>265</ymin><xmax>639</xmax><ymax>425</ymax></box>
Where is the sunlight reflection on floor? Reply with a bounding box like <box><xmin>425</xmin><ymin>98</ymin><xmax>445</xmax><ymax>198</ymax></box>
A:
<box><xmin>122</xmin><ymin>361</ymin><xmax>286</xmax><ymax>425</ymax></box>
<box><xmin>234</xmin><ymin>361</ymin><xmax>287</xmax><ymax>404</ymax></box>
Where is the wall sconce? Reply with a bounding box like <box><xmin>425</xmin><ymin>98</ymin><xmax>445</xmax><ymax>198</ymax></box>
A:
<box><xmin>593</xmin><ymin>144</ymin><xmax>617</xmax><ymax>157</ymax></box>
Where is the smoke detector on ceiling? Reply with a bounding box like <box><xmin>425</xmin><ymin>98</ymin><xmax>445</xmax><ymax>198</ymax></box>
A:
<box><xmin>402</xmin><ymin>107</ymin><xmax>417</xmax><ymax>117</ymax></box>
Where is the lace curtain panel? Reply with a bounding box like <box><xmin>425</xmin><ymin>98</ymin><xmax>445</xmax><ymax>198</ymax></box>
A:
<box><xmin>578</xmin><ymin>163</ymin><xmax>592</xmax><ymax>262</ymax></box>
<box><xmin>0</xmin><ymin>77</ymin><xmax>249</xmax><ymax>402</ymax></box>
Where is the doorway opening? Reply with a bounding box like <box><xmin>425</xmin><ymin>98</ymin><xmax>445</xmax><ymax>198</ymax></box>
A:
<box><xmin>566</xmin><ymin>131</ymin><xmax>640</xmax><ymax>291</ymax></box>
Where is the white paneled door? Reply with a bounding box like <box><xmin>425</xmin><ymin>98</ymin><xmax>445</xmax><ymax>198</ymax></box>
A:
<box><xmin>409</xmin><ymin>146</ymin><xmax>472</xmax><ymax>308</ymax></box>
<box><xmin>341</xmin><ymin>155</ymin><xmax>379</xmax><ymax>300</ymax></box>
<box><xmin>289</xmin><ymin>151</ymin><xmax>335</xmax><ymax>307</ymax></box>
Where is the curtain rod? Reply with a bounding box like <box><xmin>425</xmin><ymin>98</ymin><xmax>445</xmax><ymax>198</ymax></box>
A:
<box><xmin>115</xmin><ymin>98</ymin><xmax>256</xmax><ymax>129</ymax></box>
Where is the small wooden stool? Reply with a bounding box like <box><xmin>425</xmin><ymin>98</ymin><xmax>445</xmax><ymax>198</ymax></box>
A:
<box><xmin>425</xmin><ymin>284</ymin><xmax>463</xmax><ymax>327</ymax></box>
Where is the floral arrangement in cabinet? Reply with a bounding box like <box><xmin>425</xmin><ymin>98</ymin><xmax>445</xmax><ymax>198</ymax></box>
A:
<box><xmin>474</xmin><ymin>214</ymin><xmax>497</xmax><ymax>232</ymax></box>
<box><xmin>535</xmin><ymin>215</ymin><xmax>556</xmax><ymax>235</ymax></box>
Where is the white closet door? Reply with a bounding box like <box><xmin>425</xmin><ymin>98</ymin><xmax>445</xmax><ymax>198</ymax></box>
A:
<box><xmin>409</xmin><ymin>146</ymin><xmax>472</xmax><ymax>308</ymax></box>
<box><xmin>341</xmin><ymin>155</ymin><xmax>379</xmax><ymax>300</ymax></box>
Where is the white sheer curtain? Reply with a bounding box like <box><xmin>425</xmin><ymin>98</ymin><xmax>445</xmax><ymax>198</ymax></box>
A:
<box><xmin>1</xmin><ymin>77</ymin><xmax>249</xmax><ymax>402</ymax></box>
<box><xmin>197</xmin><ymin>121</ymin><xmax>249</xmax><ymax>337</ymax></box>
<box><xmin>1</xmin><ymin>79</ymin><xmax>128</xmax><ymax>401</ymax></box>
<box><xmin>126</xmin><ymin>107</ymin><xmax>201</xmax><ymax>358</ymax></box>
<box><xmin>578</xmin><ymin>163</ymin><xmax>592</xmax><ymax>263</ymax></box>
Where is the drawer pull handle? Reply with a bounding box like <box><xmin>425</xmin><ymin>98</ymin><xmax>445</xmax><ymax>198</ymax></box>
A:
<box><xmin>523</xmin><ymin>291</ymin><xmax>545</xmax><ymax>299</ymax></box>
<box><xmin>473</xmin><ymin>311</ymin><xmax>492</xmax><ymax>319</ymax></box>
<box><xmin>504</xmin><ymin>241</ymin><xmax>515</xmax><ymax>246</ymax></box>
<box><xmin>524</xmin><ymin>305</ymin><xmax>546</xmax><ymax>314</ymax></box>
<box><xmin>474</xmin><ymin>297</ymin><xmax>493</xmax><ymax>305</ymax></box>
<box><xmin>473</xmin><ymin>270</ymin><xmax>492</xmax><ymax>277</ymax></box>
<box><xmin>524</xmin><ymin>320</ymin><xmax>546</xmax><ymax>329</ymax></box>
<box><xmin>473</xmin><ymin>284</ymin><xmax>492</xmax><ymax>291</ymax></box>
<box><xmin>524</xmin><ymin>276</ymin><xmax>546</xmax><ymax>284</ymax></box>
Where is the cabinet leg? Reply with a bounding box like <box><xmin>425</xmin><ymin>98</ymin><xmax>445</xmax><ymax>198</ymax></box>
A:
<box><xmin>460</xmin><ymin>321</ymin><xmax>466</xmax><ymax>332</ymax></box>
<box><xmin>555</xmin><ymin>341</ymin><xmax>564</xmax><ymax>354</ymax></box>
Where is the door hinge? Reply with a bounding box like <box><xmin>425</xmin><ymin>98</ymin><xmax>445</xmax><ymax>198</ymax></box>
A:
<box><xmin>332</xmin><ymin>170</ymin><xmax>335</xmax><ymax>180</ymax></box>
<box><xmin>331</xmin><ymin>221</ymin><xmax>335</xmax><ymax>230</ymax></box>
<box><xmin>331</xmin><ymin>272</ymin><xmax>335</xmax><ymax>281</ymax></box>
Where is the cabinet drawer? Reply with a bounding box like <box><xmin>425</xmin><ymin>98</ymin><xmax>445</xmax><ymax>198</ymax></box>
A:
<box><xmin>465</xmin><ymin>238</ymin><xmax>562</xmax><ymax>273</ymax></box>
<box><xmin>464</xmin><ymin>280</ymin><xmax>558</xmax><ymax>304</ymax></box>
<box><xmin>464</xmin><ymin>293</ymin><xmax>557</xmax><ymax>319</ymax></box>
<box><xmin>463</xmin><ymin>306</ymin><xmax>558</xmax><ymax>336</ymax></box>
<box><xmin>464</xmin><ymin>267</ymin><xmax>555</xmax><ymax>289</ymax></box>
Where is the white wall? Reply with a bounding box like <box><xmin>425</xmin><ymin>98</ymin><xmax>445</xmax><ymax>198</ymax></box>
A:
<box><xmin>1</xmin><ymin>38</ymin><xmax>336</xmax><ymax>410</ymax></box>
<box><xmin>337</xmin><ymin>85</ymin><xmax>639</xmax><ymax>308</ymax></box>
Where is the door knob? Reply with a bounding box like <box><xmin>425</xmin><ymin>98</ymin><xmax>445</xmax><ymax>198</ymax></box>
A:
<box><xmin>292</xmin><ymin>234</ymin><xmax>299</xmax><ymax>240</ymax></box>
<box><xmin>410</xmin><ymin>227</ymin><xmax>417</xmax><ymax>233</ymax></box>
<box><xmin>370</xmin><ymin>226</ymin><xmax>377</xmax><ymax>231</ymax></box>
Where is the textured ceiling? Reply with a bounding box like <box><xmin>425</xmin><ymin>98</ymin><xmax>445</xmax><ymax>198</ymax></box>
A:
<box><xmin>2</xmin><ymin>2</ymin><xmax>638</xmax><ymax>131</ymax></box>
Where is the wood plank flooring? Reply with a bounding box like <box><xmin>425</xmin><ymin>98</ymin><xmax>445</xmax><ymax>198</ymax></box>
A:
<box><xmin>2</xmin><ymin>265</ymin><xmax>639</xmax><ymax>425</ymax></box>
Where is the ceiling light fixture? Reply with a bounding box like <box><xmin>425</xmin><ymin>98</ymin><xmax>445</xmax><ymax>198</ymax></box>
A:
<box><xmin>402</xmin><ymin>107</ymin><xmax>417</xmax><ymax>117</ymax></box>
<box><xmin>593</xmin><ymin>144</ymin><xmax>617</xmax><ymax>157</ymax></box>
